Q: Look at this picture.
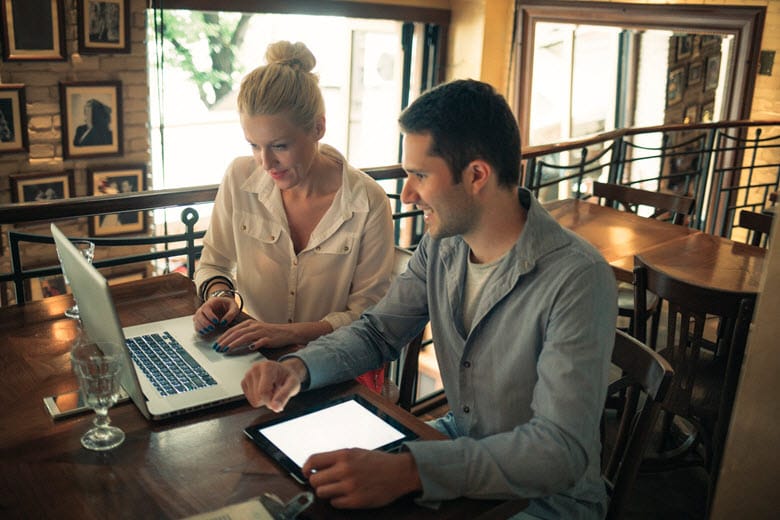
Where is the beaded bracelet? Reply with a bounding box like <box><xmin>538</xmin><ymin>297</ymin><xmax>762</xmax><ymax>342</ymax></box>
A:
<box><xmin>209</xmin><ymin>289</ymin><xmax>244</xmax><ymax>316</ymax></box>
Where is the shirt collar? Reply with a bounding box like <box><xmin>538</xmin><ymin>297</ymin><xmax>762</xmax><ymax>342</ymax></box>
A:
<box><xmin>239</xmin><ymin>143</ymin><xmax>368</xmax><ymax>217</ymax></box>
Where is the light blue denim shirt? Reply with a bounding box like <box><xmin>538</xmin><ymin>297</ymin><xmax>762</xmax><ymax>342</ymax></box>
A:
<box><xmin>293</xmin><ymin>188</ymin><xmax>617</xmax><ymax>519</ymax></box>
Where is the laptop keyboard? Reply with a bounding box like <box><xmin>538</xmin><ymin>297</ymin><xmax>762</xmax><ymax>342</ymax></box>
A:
<box><xmin>126</xmin><ymin>331</ymin><xmax>217</xmax><ymax>396</ymax></box>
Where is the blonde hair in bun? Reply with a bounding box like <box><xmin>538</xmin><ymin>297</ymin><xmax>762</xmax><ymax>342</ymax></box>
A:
<box><xmin>237</xmin><ymin>41</ymin><xmax>324</xmax><ymax>132</ymax></box>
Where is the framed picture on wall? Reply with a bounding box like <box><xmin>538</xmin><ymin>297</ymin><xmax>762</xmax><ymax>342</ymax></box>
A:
<box><xmin>107</xmin><ymin>269</ymin><xmax>145</xmax><ymax>286</ymax></box>
<box><xmin>60</xmin><ymin>81</ymin><xmax>123</xmax><ymax>159</ymax></box>
<box><xmin>705</xmin><ymin>55</ymin><xmax>721</xmax><ymax>92</ymax></box>
<box><xmin>687</xmin><ymin>62</ymin><xmax>703</xmax><ymax>86</ymax></box>
<box><xmin>666</xmin><ymin>67</ymin><xmax>684</xmax><ymax>107</ymax></box>
<box><xmin>676</xmin><ymin>35</ymin><xmax>693</xmax><ymax>61</ymax></box>
<box><xmin>0</xmin><ymin>0</ymin><xmax>66</xmax><ymax>61</ymax></box>
<box><xmin>88</xmin><ymin>164</ymin><xmax>146</xmax><ymax>236</ymax></box>
<box><xmin>0</xmin><ymin>84</ymin><xmax>28</xmax><ymax>153</ymax></box>
<box><xmin>27</xmin><ymin>274</ymin><xmax>68</xmax><ymax>300</ymax></box>
<box><xmin>9</xmin><ymin>170</ymin><xmax>74</xmax><ymax>203</ymax></box>
<box><xmin>77</xmin><ymin>0</ymin><xmax>131</xmax><ymax>54</ymax></box>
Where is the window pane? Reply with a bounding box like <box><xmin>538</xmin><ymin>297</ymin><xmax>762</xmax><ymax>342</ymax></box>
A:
<box><xmin>148</xmin><ymin>11</ymin><xmax>407</xmax><ymax>190</ymax></box>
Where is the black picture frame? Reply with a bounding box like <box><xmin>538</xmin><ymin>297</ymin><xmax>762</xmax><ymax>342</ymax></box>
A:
<box><xmin>666</xmin><ymin>66</ymin><xmax>684</xmax><ymax>107</ymax></box>
<box><xmin>705</xmin><ymin>55</ymin><xmax>721</xmax><ymax>92</ymax></box>
<box><xmin>0</xmin><ymin>0</ymin><xmax>65</xmax><ymax>61</ymax></box>
<box><xmin>687</xmin><ymin>62</ymin><xmax>703</xmax><ymax>86</ymax></box>
<box><xmin>77</xmin><ymin>0</ymin><xmax>131</xmax><ymax>54</ymax></box>
<box><xmin>9</xmin><ymin>170</ymin><xmax>74</xmax><ymax>203</ymax></box>
<box><xmin>676</xmin><ymin>35</ymin><xmax>693</xmax><ymax>61</ymax></box>
<box><xmin>0</xmin><ymin>83</ymin><xmax>28</xmax><ymax>153</ymax></box>
<box><xmin>88</xmin><ymin>164</ymin><xmax>146</xmax><ymax>236</ymax></box>
<box><xmin>60</xmin><ymin>81</ymin><xmax>123</xmax><ymax>159</ymax></box>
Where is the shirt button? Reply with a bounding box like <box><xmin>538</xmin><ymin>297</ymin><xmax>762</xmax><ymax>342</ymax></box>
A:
<box><xmin>343</xmin><ymin>246</ymin><xmax>349</xmax><ymax>251</ymax></box>
<box><xmin>293</xmin><ymin>259</ymin><xmax>298</xmax><ymax>265</ymax></box>
<box><xmin>463</xmin><ymin>361</ymin><xmax>471</xmax><ymax>368</ymax></box>
<box><xmin>463</xmin><ymin>406</ymin><xmax>470</xmax><ymax>413</ymax></box>
<box><xmin>270</xmin><ymin>235</ymin><xmax>275</xmax><ymax>240</ymax></box>
<box><xmin>288</xmin><ymin>319</ymin><xmax>293</xmax><ymax>323</ymax></box>
<box><xmin>241</xmin><ymin>224</ymin><xmax>247</xmax><ymax>231</ymax></box>
<box><xmin>315</xmin><ymin>246</ymin><xmax>321</xmax><ymax>251</ymax></box>
<box><xmin>290</xmin><ymin>291</ymin><xmax>295</xmax><ymax>296</ymax></box>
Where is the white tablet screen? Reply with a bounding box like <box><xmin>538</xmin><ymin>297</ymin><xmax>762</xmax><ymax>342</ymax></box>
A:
<box><xmin>258</xmin><ymin>398</ymin><xmax>407</xmax><ymax>468</ymax></box>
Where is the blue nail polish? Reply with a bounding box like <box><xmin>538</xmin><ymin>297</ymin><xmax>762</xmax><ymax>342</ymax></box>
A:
<box><xmin>207</xmin><ymin>324</ymin><xmax>214</xmax><ymax>332</ymax></box>
<box><xmin>211</xmin><ymin>318</ymin><xmax>219</xmax><ymax>325</ymax></box>
<box><xmin>220</xmin><ymin>320</ymin><xmax>228</xmax><ymax>327</ymax></box>
<box><xmin>212</xmin><ymin>342</ymin><xmax>219</xmax><ymax>350</ymax></box>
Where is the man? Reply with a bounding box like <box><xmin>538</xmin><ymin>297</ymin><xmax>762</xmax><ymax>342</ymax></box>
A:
<box><xmin>241</xmin><ymin>79</ymin><xmax>617</xmax><ymax>519</ymax></box>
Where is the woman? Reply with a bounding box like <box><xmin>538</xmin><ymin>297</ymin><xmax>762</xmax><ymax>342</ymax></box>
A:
<box><xmin>193</xmin><ymin>41</ymin><xmax>394</xmax><ymax>392</ymax></box>
<box><xmin>73</xmin><ymin>98</ymin><xmax>112</xmax><ymax>146</ymax></box>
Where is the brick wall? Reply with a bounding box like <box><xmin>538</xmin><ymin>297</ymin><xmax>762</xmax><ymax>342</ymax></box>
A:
<box><xmin>0</xmin><ymin>0</ymin><xmax>149</xmax><ymax>304</ymax></box>
<box><xmin>0</xmin><ymin>0</ymin><xmax>150</xmax><ymax>210</ymax></box>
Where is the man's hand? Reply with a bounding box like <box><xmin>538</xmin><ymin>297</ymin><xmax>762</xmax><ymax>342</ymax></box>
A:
<box><xmin>241</xmin><ymin>358</ymin><xmax>307</xmax><ymax>412</ymax></box>
<box><xmin>303</xmin><ymin>449</ymin><xmax>422</xmax><ymax>509</ymax></box>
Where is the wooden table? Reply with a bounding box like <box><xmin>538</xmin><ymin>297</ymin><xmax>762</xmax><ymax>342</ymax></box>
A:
<box><xmin>634</xmin><ymin>232</ymin><xmax>766</xmax><ymax>294</ymax></box>
<box><xmin>0</xmin><ymin>273</ymin><xmax>525</xmax><ymax>519</ymax></box>
<box><xmin>545</xmin><ymin>198</ymin><xmax>699</xmax><ymax>282</ymax></box>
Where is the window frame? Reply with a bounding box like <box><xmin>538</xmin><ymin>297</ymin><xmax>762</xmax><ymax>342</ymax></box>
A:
<box><xmin>514</xmin><ymin>0</ymin><xmax>765</xmax><ymax>148</ymax></box>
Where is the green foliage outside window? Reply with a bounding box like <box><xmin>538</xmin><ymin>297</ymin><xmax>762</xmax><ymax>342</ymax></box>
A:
<box><xmin>158</xmin><ymin>11</ymin><xmax>252</xmax><ymax>110</ymax></box>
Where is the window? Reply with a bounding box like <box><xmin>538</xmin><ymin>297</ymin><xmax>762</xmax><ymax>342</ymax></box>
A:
<box><xmin>147</xmin><ymin>4</ymin><xmax>446</xmax><ymax>191</ymax></box>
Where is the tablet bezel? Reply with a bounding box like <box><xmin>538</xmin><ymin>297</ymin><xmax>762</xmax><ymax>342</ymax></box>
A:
<box><xmin>244</xmin><ymin>393</ymin><xmax>418</xmax><ymax>483</ymax></box>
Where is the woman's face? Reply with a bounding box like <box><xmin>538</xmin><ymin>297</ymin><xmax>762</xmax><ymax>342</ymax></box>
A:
<box><xmin>240</xmin><ymin>112</ymin><xmax>323</xmax><ymax>191</ymax></box>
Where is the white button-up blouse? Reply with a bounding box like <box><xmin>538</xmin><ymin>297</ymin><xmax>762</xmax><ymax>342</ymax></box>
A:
<box><xmin>194</xmin><ymin>145</ymin><xmax>395</xmax><ymax>331</ymax></box>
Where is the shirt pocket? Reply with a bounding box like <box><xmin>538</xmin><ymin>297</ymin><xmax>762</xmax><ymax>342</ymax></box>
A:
<box><xmin>311</xmin><ymin>233</ymin><xmax>357</xmax><ymax>256</ymax></box>
<box><xmin>236</xmin><ymin>211</ymin><xmax>282</xmax><ymax>244</ymax></box>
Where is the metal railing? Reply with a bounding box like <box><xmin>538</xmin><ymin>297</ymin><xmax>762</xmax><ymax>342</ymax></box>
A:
<box><xmin>523</xmin><ymin>120</ymin><xmax>779</xmax><ymax>234</ymax></box>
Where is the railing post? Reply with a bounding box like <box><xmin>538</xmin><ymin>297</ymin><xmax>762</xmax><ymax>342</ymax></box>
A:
<box><xmin>9</xmin><ymin>233</ymin><xmax>25</xmax><ymax>303</ymax></box>
<box><xmin>180</xmin><ymin>207</ymin><xmax>200</xmax><ymax>279</ymax></box>
<box><xmin>609</xmin><ymin>136</ymin><xmax>624</xmax><ymax>185</ymax></box>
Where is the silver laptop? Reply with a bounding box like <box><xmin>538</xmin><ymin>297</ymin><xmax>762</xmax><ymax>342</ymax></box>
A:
<box><xmin>51</xmin><ymin>223</ymin><xmax>264</xmax><ymax>420</ymax></box>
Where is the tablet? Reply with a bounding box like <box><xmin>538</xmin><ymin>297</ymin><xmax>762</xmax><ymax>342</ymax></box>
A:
<box><xmin>244</xmin><ymin>394</ymin><xmax>418</xmax><ymax>483</ymax></box>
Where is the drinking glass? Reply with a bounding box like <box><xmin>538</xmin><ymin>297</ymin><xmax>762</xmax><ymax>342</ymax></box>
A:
<box><xmin>71</xmin><ymin>339</ymin><xmax>125</xmax><ymax>451</ymax></box>
<box><xmin>58</xmin><ymin>239</ymin><xmax>95</xmax><ymax>319</ymax></box>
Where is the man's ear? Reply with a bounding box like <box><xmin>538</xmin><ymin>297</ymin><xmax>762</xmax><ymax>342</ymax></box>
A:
<box><xmin>464</xmin><ymin>159</ymin><xmax>491</xmax><ymax>195</ymax></box>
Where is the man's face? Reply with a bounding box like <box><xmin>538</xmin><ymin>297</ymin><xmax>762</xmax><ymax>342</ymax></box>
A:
<box><xmin>401</xmin><ymin>132</ymin><xmax>476</xmax><ymax>239</ymax></box>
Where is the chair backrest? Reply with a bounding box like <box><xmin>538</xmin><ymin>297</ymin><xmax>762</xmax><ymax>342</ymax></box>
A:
<box><xmin>593</xmin><ymin>181</ymin><xmax>696</xmax><ymax>225</ymax></box>
<box><xmin>632</xmin><ymin>255</ymin><xmax>756</xmax><ymax>495</ymax></box>
<box><xmin>737</xmin><ymin>209</ymin><xmax>773</xmax><ymax>247</ymax></box>
<box><xmin>604</xmin><ymin>329</ymin><xmax>673</xmax><ymax>520</ymax></box>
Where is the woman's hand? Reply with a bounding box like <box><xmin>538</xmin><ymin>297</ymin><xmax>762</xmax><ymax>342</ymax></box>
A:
<box><xmin>193</xmin><ymin>296</ymin><xmax>241</xmax><ymax>336</ymax></box>
<box><xmin>212</xmin><ymin>319</ymin><xmax>300</xmax><ymax>353</ymax></box>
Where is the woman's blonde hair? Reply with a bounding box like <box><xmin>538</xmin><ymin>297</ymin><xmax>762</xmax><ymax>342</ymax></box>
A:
<box><xmin>237</xmin><ymin>41</ymin><xmax>324</xmax><ymax>132</ymax></box>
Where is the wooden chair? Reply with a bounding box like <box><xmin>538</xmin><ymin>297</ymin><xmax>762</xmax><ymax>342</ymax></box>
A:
<box><xmin>593</xmin><ymin>181</ymin><xmax>696</xmax><ymax>225</ymax></box>
<box><xmin>737</xmin><ymin>209</ymin><xmax>773</xmax><ymax>247</ymax></box>
<box><xmin>632</xmin><ymin>256</ymin><xmax>756</xmax><ymax>508</ymax></box>
<box><xmin>593</xmin><ymin>182</ymin><xmax>696</xmax><ymax>349</ymax></box>
<box><xmin>603</xmin><ymin>329</ymin><xmax>673</xmax><ymax>520</ymax></box>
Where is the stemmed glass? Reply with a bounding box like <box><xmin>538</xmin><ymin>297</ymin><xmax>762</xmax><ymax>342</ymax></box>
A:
<box><xmin>58</xmin><ymin>239</ymin><xmax>95</xmax><ymax>319</ymax></box>
<box><xmin>71</xmin><ymin>338</ymin><xmax>125</xmax><ymax>451</ymax></box>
